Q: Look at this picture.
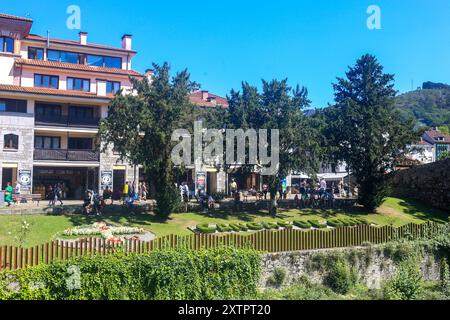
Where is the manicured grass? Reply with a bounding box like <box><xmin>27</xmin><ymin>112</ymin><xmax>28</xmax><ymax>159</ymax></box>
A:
<box><xmin>0</xmin><ymin>197</ymin><xmax>448</xmax><ymax>246</ymax></box>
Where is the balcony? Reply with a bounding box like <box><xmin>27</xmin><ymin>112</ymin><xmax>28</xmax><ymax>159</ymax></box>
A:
<box><xmin>34</xmin><ymin>149</ymin><xmax>100</xmax><ymax>162</ymax></box>
<box><xmin>35</xmin><ymin>114</ymin><xmax>100</xmax><ymax>128</ymax></box>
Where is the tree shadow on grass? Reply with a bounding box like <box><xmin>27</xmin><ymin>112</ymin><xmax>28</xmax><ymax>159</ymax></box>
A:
<box><xmin>397</xmin><ymin>199</ymin><xmax>449</xmax><ymax>223</ymax></box>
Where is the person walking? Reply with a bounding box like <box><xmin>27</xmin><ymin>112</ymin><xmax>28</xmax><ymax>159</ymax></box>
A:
<box><xmin>53</xmin><ymin>183</ymin><xmax>64</xmax><ymax>206</ymax></box>
<box><xmin>4</xmin><ymin>182</ymin><xmax>13</xmax><ymax>207</ymax></box>
<box><xmin>262</xmin><ymin>183</ymin><xmax>268</xmax><ymax>200</ymax></box>
<box><xmin>14</xmin><ymin>181</ymin><xmax>21</xmax><ymax>195</ymax></box>
<box><xmin>230</xmin><ymin>179</ymin><xmax>238</xmax><ymax>197</ymax></box>
<box><xmin>123</xmin><ymin>182</ymin><xmax>129</xmax><ymax>204</ymax></box>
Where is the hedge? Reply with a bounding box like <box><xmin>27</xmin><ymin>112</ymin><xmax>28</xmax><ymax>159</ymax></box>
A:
<box><xmin>294</xmin><ymin>220</ymin><xmax>312</xmax><ymax>229</ymax></box>
<box><xmin>277</xmin><ymin>221</ymin><xmax>293</xmax><ymax>229</ymax></box>
<box><xmin>308</xmin><ymin>220</ymin><xmax>328</xmax><ymax>229</ymax></box>
<box><xmin>247</xmin><ymin>223</ymin><xmax>264</xmax><ymax>231</ymax></box>
<box><xmin>217</xmin><ymin>224</ymin><xmax>233</xmax><ymax>232</ymax></box>
<box><xmin>327</xmin><ymin>219</ymin><xmax>344</xmax><ymax>228</ymax></box>
<box><xmin>0</xmin><ymin>247</ymin><xmax>261</xmax><ymax>300</ymax></box>
<box><xmin>196</xmin><ymin>223</ymin><xmax>217</xmax><ymax>234</ymax></box>
<box><xmin>262</xmin><ymin>222</ymin><xmax>279</xmax><ymax>230</ymax></box>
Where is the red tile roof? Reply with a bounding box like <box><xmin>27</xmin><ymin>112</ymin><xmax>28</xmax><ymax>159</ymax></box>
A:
<box><xmin>15</xmin><ymin>58</ymin><xmax>143</xmax><ymax>77</ymax></box>
<box><xmin>0</xmin><ymin>13</ymin><xmax>33</xmax><ymax>22</ymax></box>
<box><xmin>0</xmin><ymin>84</ymin><xmax>110</xmax><ymax>100</ymax></box>
<box><xmin>423</xmin><ymin>129</ymin><xmax>450</xmax><ymax>144</ymax></box>
<box><xmin>24</xmin><ymin>34</ymin><xmax>137</xmax><ymax>54</ymax></box>
<box><xmin>189</xmin><ymin>90</ymin><xmax>229</xmax><ymax>108</ymax></box>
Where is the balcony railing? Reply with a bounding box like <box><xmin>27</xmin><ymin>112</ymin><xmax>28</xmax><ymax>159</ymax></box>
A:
<box><xmin>35</xmin><ymin>114</ymin><xmax>100</xmax><ymax>127</ymax></box>
<box><xmin>34</xmin><ymin>149</ymin><xmax>100</xmax><ymax>162</ymax></box>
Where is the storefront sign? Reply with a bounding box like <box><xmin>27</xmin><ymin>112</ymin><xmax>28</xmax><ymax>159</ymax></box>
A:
<box><xmin>195</xmin><ymin>171</ymin><xmax>207</xmax><ymax>194</ymax></box>
<box><xmin>18</xmin><ymin>170</ymin><xmax>32</xmax><ymax>191</ymax></box>
<box><xmin>100</xmin><ymin>170</ymin><xmax>113</xmax><ymax>190</ymax></box>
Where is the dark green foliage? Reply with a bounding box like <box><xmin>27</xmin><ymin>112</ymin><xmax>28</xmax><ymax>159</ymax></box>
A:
<box><xmin>323</xmin><ymin>258</ymin><xmax>357</xmax><ymax>294</ymax></box>
<box><xmin>210</xmin><ymin>192</ymin><xmax>227</xmax><ymax>202</ymax></box>
<box><xmin>293</xmin><ymin>220</ymin><xmax>312</xmax><ymax>229</ymax></box>
<box><xmin>440</xmin><ymin>259</ymin><xmax>450</xmax><ymax>296</ymax></box>
<box><xmin>322</xmin><ymin>54</ymin><xmax>419</xmax><ymax>210</ymax></box>
<box><xmin>383</xmin><ymin>258</ymin><xmax>423</xmax><ymax>300</ymax></box>
<box><xmin>196</xmin><ymin>223</ymin><xmax>217</xmax><ymax>234</ymax></box>
<box><xmin>266</xmin><ymin>267</ymin><xmax>287</xmax><ymax>287</ymax></box>
<box><xmin>277</xmin><ymin>221</ymin><xmax>292</xmax><ymax>228</ymax></box>
<box><xmin>308</xmin><ymin>220</ymin><xmax>327</xmax><ymax>229</ymax></box>
<box><xmin>262</xmin><ymin>222</ymin><xmax>279</xmax><ymax>230</ymax></box>
<box><xmin>247</xmin><ymin>222</ymin><xmax>264</xmax><ymax>231</ymax></box>
<box><xmin>327</xmin><ymin>219</ymin><xmax>344</xmax><ymax>228</ymax></box>
<box><xmin>99</xmin><ymin>63</ymin><xmax>197</xmax><ymax>217</ymax></box>
<box><xmin>395</xmin><ymin>86</ymin><xmax>450</xmax><ymax>129</ymax></box>
<box><xmin>0</xmin><ymin>248</ymin><xmax>261</xmax><ymax>300</ymax></box>
<box><xmin>216</xmin><ymin>224</ymin><xmax>233</xmax><ymax>233</ymax></box>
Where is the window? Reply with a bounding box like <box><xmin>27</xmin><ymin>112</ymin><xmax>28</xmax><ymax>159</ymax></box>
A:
<box><xmin>0</xmin><ymin>36</ymin><xmax>14</xmax><ymax>53</ymax></box>
<box><xmin>69</xmin><ymin>106</ymin><xmax>94</xmax><ymax>119</ymax></box>
<box><xmin>47</xmin><ymin>49</ymin><xmax>60</xmax><ymax>62</ymax></box>
<box><xmin>28</xmin><ymin>47</ymin><xmax>44</xmax><ymax>60</ymax></box>
<box><xmin>87</xmin><ymin>55</ymin><xmax>122</xmax><ymax>68</ymax></box>
<box><xmin>67</xmin><ymin>77</ymin><xmax>90</xmax><ymax>92</ymax></box>
<box><xmin>68</xmin><ymin>137</ymin><xmax>93</xmax><ymax>150</ymax></box>
<box><xmin>35</xmin><ymin>103</ymin><xmax>62</xmax><ymax>116</ymax></box>
<box><xmin>4</xmin><ymin>134</ymin><xmax>19</xmax><ymax>150</ymax></box>
<box><xmin>34</xmin><ymin>74</ymin><xmax>59</xmax><ymax>89</ymax></box>
<box><xmin>35</xmin><ymin>136</ymin><xmax>61</xmax><ymax>149</ymax></box>
<box><xmin>0</xmin><ymin>99</ymin><xmax>27</xmax><ymax>113</ymax></box>
<box><xmin>106</xmin><ymin>81</ymin><xmax>121</xmax><ymax>94</ymax></box>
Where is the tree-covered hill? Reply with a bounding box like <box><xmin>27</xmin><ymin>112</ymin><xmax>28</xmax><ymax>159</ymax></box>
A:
<box><xmin>395</xmin><ymin>82</ymin><xmax>450</xmax><ymax>130</ymax></box>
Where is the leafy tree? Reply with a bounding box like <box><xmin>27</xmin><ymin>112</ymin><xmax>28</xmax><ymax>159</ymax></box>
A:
<box><xmin>438</xmin><ymin>150</ymin><xmax>450</xmax><ymax>161</ymax></box>
<box><xmin>99</xmin><ymin>63</ymin><xmax>197</xmax><ymax>217</ymax></box>
<box><xmin>324</xmin><ymin>54</ymin><xmax>418</xmax><ymax>210</ymax></box>
<box><xmin>224</xmin><ymin>80</ymin><xmax>321</xmax><ymax>215</ymax></box>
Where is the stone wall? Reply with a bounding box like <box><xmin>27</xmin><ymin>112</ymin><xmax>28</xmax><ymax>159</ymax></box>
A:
<box><xmin>390</xmin><ymin>159</ymin><xmax>450</xmax><ymax>211</ymax></box>
<box><xmin>260</xmin><ymin>246</ymin><xmax>442</xmax><ymax>289</ymax></box>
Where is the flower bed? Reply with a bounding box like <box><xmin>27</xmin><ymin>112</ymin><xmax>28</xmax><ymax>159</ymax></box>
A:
<box><xmin>64</xmin><ymin>222</ymin><xmax>145</xmax><ymax>242</ymax></box>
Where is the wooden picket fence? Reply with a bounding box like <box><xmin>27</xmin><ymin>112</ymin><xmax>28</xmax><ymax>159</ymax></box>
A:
<box><xmin>0</xmin><ymin>221</ymin><xmax>443</xmax><ymax>272</ymax></box>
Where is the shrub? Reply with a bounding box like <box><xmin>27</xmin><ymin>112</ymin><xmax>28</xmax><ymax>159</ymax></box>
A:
<box><xmin>262</xmin><ymin>222</ymin><xmax>279</xmax><ymax>230</ymax></box>
<box><xmin>237</xmin><ymin>223</ymin><xmax>249</xmax><ymax>231</ymax></box>
<box><xmin>247</xmin><ymin>223</ymin><xmax>264</xmax><ymax>231</ymax></box>
<box><xmin>293</xmin><ymin>220</ymin><xmax>312</xmax><ymax>229</ymax></box>
<box><xmin>323</xmin><ymin>258</ymin><xmax>356</xmax><ymax>294</ymax></box>
<box><xmin>327</xmin><ymin>219</ymin><xmax>344</xmax><ymax>228</ymax></box>
<box><xmin>383</xmin><ymin>258</ymin><xmax>423</xmax><ymax>300</ymax></box>
<box><xmin>217</xmin><ymin>224</ymin><xmax>232</xmax><ymax>233</ymax></box>
<box><xmin>229</xmin><ymin>224</ymin><xmax>242</xmax><ymax>232</ymax></box>
<box><xmin>308</xmin><ymin>220</ymin><xmax>327</xmax><ymax>229</ymax></box>
<box><xmin>266</xmin><ymin>267</ymin><xmax>287</xmax><ymax>287</ymax></box>
<box><xmin>210</xmin><ymin>192</ymin><xmax>227</xmax><ymax>202</ymax></box>
<box><xmin>196</xmin><ymin>223</ymin><xmax>216</xmax><ymax>234</ymax></box>
<box><xmin>0</xmin><ymin>247</ymin><xmax>261</xmax><ymax>300</ymax></box>
<box><xmin>440</xmin><ymin>258</ymin><xmax>450</xmax><ymax>295</ymax></box>
<box><xmin>277</xmin><ymin>221</ymin><xmax>292</xmax><ymax>229</ymax></box>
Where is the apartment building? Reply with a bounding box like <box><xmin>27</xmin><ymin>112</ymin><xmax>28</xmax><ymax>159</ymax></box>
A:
<box><xmin>0</xmin><ymin>13</ymin><xmax>144</xmax><ymax>199</ymax></box>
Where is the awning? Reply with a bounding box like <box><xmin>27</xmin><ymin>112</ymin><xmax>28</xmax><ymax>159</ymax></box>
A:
<box><xmin>317</xmin><ymin>173</ymin><xmax>348</xmax><ymax>180</ymax></box>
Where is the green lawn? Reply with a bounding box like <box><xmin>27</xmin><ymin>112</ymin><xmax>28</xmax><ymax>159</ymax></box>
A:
<box><xmin>0</xmin><ymin>197</ymin><xmax>448</xmax><ymax>247</ymax></box>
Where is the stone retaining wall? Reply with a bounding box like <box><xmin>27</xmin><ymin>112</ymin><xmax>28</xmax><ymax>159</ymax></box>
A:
<box><xmin>260</xmin><ymin>246</ymin><xmax>442</xmax><ymax>289</ymax></box>
<box><xmin>390</xmin><ymin>158</ymin><xmax>450</xmax><ymax>211</ymax></box>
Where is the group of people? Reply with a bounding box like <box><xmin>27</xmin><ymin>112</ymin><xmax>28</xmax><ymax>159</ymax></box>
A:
<box><xmin>46</xmin><ymin>183</ymin><xmax>66</xmax><ymax>206</ymax></box>
<box><xmin>3</xmin><ymin>181</ymin><xmax>20</xmax><ymax>207</ymax></box>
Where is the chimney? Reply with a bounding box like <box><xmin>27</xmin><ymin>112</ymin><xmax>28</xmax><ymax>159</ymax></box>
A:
<box><xmin>201</xmin><ymin>90</ymin><xmax>209</xmax><ymax>101</ymax></box>
<box><xmin>122</xmin><ymin>34</ymin><xmax>132</xmax><ymax>50</ymax></box>
<box><xmin>145</xmin><ymin>69</ymin><xmax>154</xmax><ymax>83</ymax></box>
<box><xmin>79</xmin><ymin>32</ymin><xmax>88</xmax><ymax>45</ymax></box>
<box><xmin>208</xmin><ymin>96</ymin><xmax>217</xmax><ymax>106</ymax></box>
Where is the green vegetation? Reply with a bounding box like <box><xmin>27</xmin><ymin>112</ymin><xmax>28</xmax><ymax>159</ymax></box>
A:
<box><xmin>0</xmin><ymin>197</ymin><xmax>447</xmax><ymax>246</ymax></box>
<box><xmin>383</xmin><ymin>257</ymin><xmax>424</xmax><ymax>300</ymax></box>
<box><xmin>266</xmin><ymin>267</ymin><xmax>287</xmax><ymax>288</ymax></box>
<box><xmin>0</xmin><ymin>247</ymin><xmax>261</xmax><ymax>300</ymax></box>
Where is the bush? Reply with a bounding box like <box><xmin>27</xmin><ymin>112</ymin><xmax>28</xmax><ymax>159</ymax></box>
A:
<box><xmin>210</xmin><ymin>192</ymin><xmax>227</xmax><ymax>202</ymax></box>
<box><xmin>323</xmin><ymin>258</ymin><xmax>356</xmax><ymax>294</ymax></box>
<box><xmin>229</xmin><ymin>224</ymin><xmax>242</xmax><ymax>232</ymax></box>
<box><xmin>327</xmin><ymin>219</ymin><xmax>344</xmax><ymax>228</ymax></box>
<box><xmin>440</xmin><ymin>258</ymin><xmax>450</xmax><ymax>296</ymax></box>
<box><xmin>196</xmin><ymin>223</ymin><xmax>216</xmax><ymax>234</ymax></box>
<box><xmin>266</xmin><ymin>267</ymin><xmax>287</xmax><ymax>287</ymax></box>
<box><xmin>247</xmin><ymin>223</ymin><xmax>264</xmax><ymax>231</ymax></box>
<box><xmin>0</xmin><ymin>247</ymin><xmax>261</xmax><ymax>300</ymax></box>
<box><xmin>237</xmin><ymin>223</ymin><xmax>249</xmax><ymax>231</ymax></box>
<box><xmin>383</xmin><ymin>258</ymin><xmax>423</xmax><ymax>300</ymax></box>
<box><xmin>293</xmin><ymin>220</ymin><xmax>312</xmax><ymax>229</ymax></box>
<box><xmin>217</xmin><ymin>224</ymin><xmax>232</xmax><ymax>233</ymax></box>
<box><xmin>308</xmin><ymin>220</ymin><xmax>327</xmax><ymax>229</ymax></box>
<box><xmin>262</xmin><ymin>222</ymin><xmax>279</xmax><ymax>230</ymax></box>
<box><xmin>277</xmin><ymin>221</ymin><xmax>292</xmax><ymax>229</ymax></box>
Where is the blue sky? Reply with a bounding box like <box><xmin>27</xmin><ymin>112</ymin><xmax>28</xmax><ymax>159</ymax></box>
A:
<box><xmin>2</xmin><ymin>0</ymin><xmax>449</xmax><ymax>107</ymax></box>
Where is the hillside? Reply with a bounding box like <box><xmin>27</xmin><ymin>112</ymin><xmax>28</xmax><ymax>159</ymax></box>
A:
<box><xmin>395</xmin><ymin>82</ymin><xmax>450</xmax><ymax>129</ymax></box>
